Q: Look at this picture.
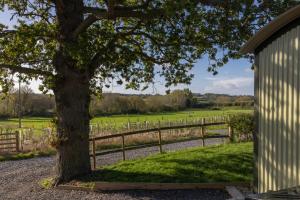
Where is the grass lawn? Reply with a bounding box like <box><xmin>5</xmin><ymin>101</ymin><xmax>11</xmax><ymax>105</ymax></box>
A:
<box><xmin>0</xmin><ymin>150</ymin><xmax>56</xmax><ymax>162</ymax></box>
<box><xmin>0</xmin><ymin>117</ymin><xmax>54</xmax><ymax>129</ymax></box>
<box><xmin>80</xmin><ymin>142</ymin><xmax>253</xmax><ymax>184</ymax></box>
<box><xmin>0</xmin><ymin>108</ymin><xmax>252</xmax><ymax>130</ymax></box>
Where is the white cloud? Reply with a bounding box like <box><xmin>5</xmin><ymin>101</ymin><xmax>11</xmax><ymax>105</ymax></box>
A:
<box><xmin>204</xmin><ymin>77</ymin><xmax>218</xmax><ymax>81</ymax></box>
<box><xmin>203</xmin><ymin>77</ymin><xmax>253</xmax><ymax>95</ymax></box>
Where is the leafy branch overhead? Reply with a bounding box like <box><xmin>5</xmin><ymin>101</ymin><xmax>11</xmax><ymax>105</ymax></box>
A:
<box><xmin>0</xmin><ymin>0</ymin><xmax>298</xmax><ymax>92</ymax></box>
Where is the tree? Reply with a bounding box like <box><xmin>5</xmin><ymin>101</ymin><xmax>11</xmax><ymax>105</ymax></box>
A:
<box><xmin>0</xmin><ymin>85</ymin><xmax>34</xmax><ymax>117</ymax></box>
<box><xmin>28</xmin><ymin>93</ymin><xmax>55</xmax><ymax>116</ymax></box>
<box><xmin>215</xmin><ymin>95</ymin><xmax>232</xmax><ymax>107</ymax></box>
<box><xmin>128</xmin><ymin>96</ymin><xmax>146</xmax><ymax>113</ymax></box>
<box><xmin>182</xmin><ymin>88</ymin><xmax>195</xmax><ymax>107</ymax></box>
<box><xmin>0</xmin><ymin>0</ymin><xmax>298</xmax><ymax>183</ymax></box>
<box><xmin>168</xmin><ymin>90</ymin><xmax>188</xmax><ymax>109</ymax></box>
<box><xmin>145</xmin><ymin>95</ymin><xmax>166</xmax><ymax>112</ymax></box>
<box><xmin>235</xmin><ymin>96</ymin><xmax>254</xmax><ymax>107</ymax></box>
<box><xmin>15</xmin><ymin>85</ymin><xmax>33</xmax><ymax>115</ymax></box>
<box><xmin>0</xmin><ymin>86</ymin><xmax>16</xmax><ymax>117</ymax></box>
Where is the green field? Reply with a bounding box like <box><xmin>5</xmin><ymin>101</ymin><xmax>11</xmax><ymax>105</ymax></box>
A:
<box><xmin>0</xmin><ymin>150</ymin><xmax>56</xmax><ymax>162</ymax></box>
<box><xmin>79</xmin><ymin>142</ymin><xmax>253</xmax><ymax>184</ymax></box>
<box><xmin>0</xmin><ymin>108</ymin><xmax>252</xmax><ymax>129</ymax></box>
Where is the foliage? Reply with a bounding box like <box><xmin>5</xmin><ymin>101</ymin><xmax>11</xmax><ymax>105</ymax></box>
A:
<box><xmin>79</xmin><ymin>142</ymin><xmax>253</xmax><ymax>183</ymax></box>
<box><xmin>227</xmin><ymin>113</ymin><xmax>254</xmax><ymax>142</ymax></box>
<box><xmin>215</xmin><ymin>95</ymin><xmax>232</xmax><ymax>107</ymax></box>
<box><xmin>0</xmin><ymin>113</ymin><xmax>9</xmax><ymax>120</ymax></box>
<box><xmin>234</xmin><ymin>96</ymin><xmax>254</xmax><ymax>107</ymax></box>
<box><xmin>0</xmin><ymin>1</ymin><xmax>298</xmax><ymax>92</ymax></box>
<box><xmin>39</xmin><ymin>177</ymin><xmax>56</xmax><ymax>189</ymax></box>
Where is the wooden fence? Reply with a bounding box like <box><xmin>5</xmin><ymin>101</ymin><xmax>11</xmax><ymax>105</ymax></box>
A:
<box><xmin>89</xmin><ymin>117</ymin><xmax>231</xmax><ymax>169</ymax></box>
<box><xmin>0</xmin><ymin>116</ymin><xmax>231</xmax><ymax>155</ymax></box>
<box><xmin>0</xmin><ymin>131</ymin><xmax>20</xmax><ymax>153</ymax></box>
<box><xmin>89</xmin><ymin>116</ymin><xmax>230</xmax><ymax>137</ymax></box>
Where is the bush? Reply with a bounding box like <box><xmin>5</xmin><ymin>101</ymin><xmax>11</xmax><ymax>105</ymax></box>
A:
<box><xmin>0</xmin><ymin>114</ymin><xmax>10</xmax><ymax>120</ymax></box>
<box><xmin>227</xmin><ymin>113</ymin><xmax>254</xmax><ymax>142</ymax></box>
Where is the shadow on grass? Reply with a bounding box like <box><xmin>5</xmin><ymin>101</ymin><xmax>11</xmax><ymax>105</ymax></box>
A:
<box><xmin>79</xmin><ymin>144</ymin><xmax>253</xmax><ymax>184</ymax></box>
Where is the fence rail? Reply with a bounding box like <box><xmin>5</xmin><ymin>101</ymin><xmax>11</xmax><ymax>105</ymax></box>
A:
<box><xmin>89</xmin><ymin>115</ymin><xmax>230</xmax><ymax>136</ymax></box>
<box><xmin>0</xmin><ymin>115</ymin><xmax>231</xmax><ymax>155</ymax></box>
<box><xmin>0</xmin><ymin>132</ymin><xmax>20</xmax><ymax>153</ymax></box>
<box><xmin>89</xmin><ymin>117</ymin><xmax>231</xmax><ymax>169</ymax></box>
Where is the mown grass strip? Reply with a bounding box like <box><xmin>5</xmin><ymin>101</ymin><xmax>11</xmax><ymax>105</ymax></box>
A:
<box><xmin>0</xmin><ymin>108</ymin><xmax>252</xmax><ymax>130</ymax></box>
<box><xmin>0</xmin><ymin>150</ymin><xmax>56</xmax><ymax>162</ymax></box>
<box><xmin>79</xmin><ymin>142</ymin><xmax>253</xmax><ymax>184</ymax></box>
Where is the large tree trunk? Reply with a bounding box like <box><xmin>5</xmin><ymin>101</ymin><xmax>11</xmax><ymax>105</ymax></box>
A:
<box><xmin>53</xmin><ymin>67</ymin><xmax>91</xmax><ymax>183</ymax></box>
<box><xmin>52</xmin><ymin>0</ymin><xmax>92</xmax><ymax>183</ymax></box>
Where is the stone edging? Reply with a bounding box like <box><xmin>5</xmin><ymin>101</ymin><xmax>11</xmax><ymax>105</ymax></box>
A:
<box><xmin>57</xmin><ymin>181</ymin><xmax>250</xmax><ymax>192</ymax></box>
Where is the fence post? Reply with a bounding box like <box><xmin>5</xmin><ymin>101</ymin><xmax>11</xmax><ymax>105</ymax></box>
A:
<box><xmin>200</xmin><ymin>125</ymin><xmax>204</xmax><ymax>146</ymax></box>
<box><xmin>158</xmin><ymin>121</ymin><xmax>163</xmax><ymax>153</ymax></box>
<box><xmin>97</xmin><ymin>123</ymin><xmax>100</xmax><ymax>135</ymax></box>
<box><xmin>158</xmin><ymin>133</ymin><xmax>162</xmax><ymax>153</ymax></box>
<box><xmin>15</xmin><ymin>131</ymin><xmax>20</xmax><ymax>152</ymax></box>
<box><xmin>127</xmin><ymin>121</ymin><xmax>131</xmax><ymax>131</ymax></box>
<box><xmin>228</xmin><ymin>126</ymin><xmax>231</xmax><ymax>136</ymax></box>
<box><xmin>228</xmin><ymin>125</ymin><xmax>232</xmax><ymax>142</ymax></box>
<box><xmin>20</xmin><ymin>129</ymin><xmax>24</xmax><ymax>151</ymax></box>
<box><xmin>158</xmin><ymin>130</ymin><xmax>163</xmax><ymax>153</ymax></box>
<box><xmin>121</xmin><ymin>135</ymin><xmax>126</xmax><ymax>161</ymax></box>
<box><xmin>92</xmin><ymin>138</ymin><xmax>96</xmax><ymax>170</ymax></box>
<box><xmin>201</xmin><ymin>118</ymin><xmax>206</xmax><ymax>146</ymax></box>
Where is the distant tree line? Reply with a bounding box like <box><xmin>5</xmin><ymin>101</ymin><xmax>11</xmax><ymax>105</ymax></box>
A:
<box><xmin>0</xmin><ymin>86</ymin><xmax>55</xmax><ymax>119</ymax></box>
<box><xmin>194</xmin><ymin>93</ymin><xmax>254</xmax><ymax>109</ymax></box>
<box><xmin>90</xmin><ymin>89</ymin><xmax>195</xmax><ymax>116</ymax></box>
<box><xmin>0</xmin><ymin>88</ymin><xmax>253</xmax><ymax>118</ymax></box>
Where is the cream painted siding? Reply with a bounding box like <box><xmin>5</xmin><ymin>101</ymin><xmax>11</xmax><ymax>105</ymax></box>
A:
<box><xmin>257</xmin><ymin>25</ymin><xmax>300</xmax><ymax>193</ymax></box>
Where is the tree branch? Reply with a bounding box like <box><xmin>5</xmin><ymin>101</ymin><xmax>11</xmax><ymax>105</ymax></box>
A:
<box><xmin>196</xmin><ymin>0</ymin><xmax>229</xmax><ymax>7</ymax></box>
<box><xmin>88</xmin><ymin>21</ymin><xmax>142</xmax><ymax>75</ymax></box>
<box><xmin>72</xmin><ymin>15</ymin><xmax>97</xmax><ymax>38</ymax></box>
<box><xmin>114</xmin><ymin>0</ymin><xmax>153</xmax><ymax>11</ymax></box>
<box><xmin>116</xmin><ymin>38</ymin><xmax>171</xmax><ymax>65</ymax></box>
<box><xmin>83</xmin><ymin>7</ymin><xmax>107</xmax><ymax>16</ymax></box>
<box><xmin>73</xmin><ymin>6</ymin><xmax>163</xmax><ymax>38</ymax></box>
<box><xmin>0</xmin><ymin>64</ymin><xmax>54</xmax><ymax>76</ymax></box>
<box><xmin>112</xmin><ymin>8</ymin><xmax>164</xmax><ymax>19</ymax></box>
<box><xmin>83</xmin><ymin>6</ymin><xmax>163</xmax><ymax>19</ymax></box>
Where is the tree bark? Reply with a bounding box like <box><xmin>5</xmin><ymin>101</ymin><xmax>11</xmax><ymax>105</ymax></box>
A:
<box><xmin>52</xmin><ymin>0</ymin><xmax>92</xmax><ymax>183</ymax></box>
<box><xmin>53</xmin><ymin>66</ymin><xmax>91</xmax><ymax>183</ymax></box>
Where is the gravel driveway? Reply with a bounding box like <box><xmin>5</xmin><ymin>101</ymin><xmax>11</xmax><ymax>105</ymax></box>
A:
<box><xmin>0</xmin><ymin>138</ymin><xmax>229</xmax><ymax>200</ymax></box>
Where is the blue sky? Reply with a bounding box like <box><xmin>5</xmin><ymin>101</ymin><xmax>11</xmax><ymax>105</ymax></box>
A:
<box><xmin>0</xmin><ymin>10</ymin><xmax>254</xmax><ymax>95</ymax></box>
<box><xmin>107</xmin><ymin>57</ymin><xmax>254</xmax><ymax>95</ymax></box>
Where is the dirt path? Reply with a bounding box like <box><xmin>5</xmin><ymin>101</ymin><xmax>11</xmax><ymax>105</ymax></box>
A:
<box><xmin>0</xmin><ymin>138</ymin><xmax>229</xmax><ymax>200</ymax></box>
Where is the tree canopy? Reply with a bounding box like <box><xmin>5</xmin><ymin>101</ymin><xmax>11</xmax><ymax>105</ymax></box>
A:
<box><xmin>0</xmin><ymin>0</ymin><xmax>298</xmax><ymax>93</ymax></box>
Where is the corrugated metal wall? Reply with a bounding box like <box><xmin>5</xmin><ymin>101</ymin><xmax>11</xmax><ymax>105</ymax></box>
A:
<box><xmin>257</xmin><ymin>25</ymin><xmax>300</xmax><ymax>193</ymax></box>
